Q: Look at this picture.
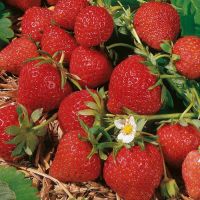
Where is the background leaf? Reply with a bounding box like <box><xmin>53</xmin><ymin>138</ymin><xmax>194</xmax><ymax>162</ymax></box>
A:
<box><xmin>0</xmin><ymin>167</ymin><xmax>39</xmax><ymax>200</ymax></box>
<box><xmin>171</xmin><ymin>0</ymin><xmax>200</xmax><ymax>36</ymax></box>
<box><xmin>0</xmin><ymin>180</ymin><xmax>16</xmax><ymax>200</ymax></box>
<box><xmin>111</xmin><ymin>0</ymin><xmax>139</xmax><ymax>8</ymax></box>
<box><xmin>0</xmin><ymin>2</ymin><xmax>14</xmax><ymax>48</ymax></box>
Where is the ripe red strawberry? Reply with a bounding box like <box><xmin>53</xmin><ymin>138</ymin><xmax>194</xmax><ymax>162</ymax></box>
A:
<box><xmin>104</xmin><ymin>144</ymin><xmax>163</xmax><ymax>200</ymax></box>
<box><xmin>0</xmin><ymin>37</ymin><xmax>38</xmax><ymax>75</ymax></box>
<box><xmin>107</xmin><ymin>55</ymin><xmax>162</xmax><ymax>115</ymax></box>
<box><xmin>41</xmin><ymin>26</ymin><xmax>77</xmax><ymax>63</ymax></box>
<box><xmin>58</xmin><ymin>90</ymin><xmax>95</xmax><ymax>132</ymax></box>
<box><xmin>0</xmin><ymin>105</ymin><xmax>18</xmax><ymax>161</ymax></box>
<box><xmin>21</xmin><ymin>7</ymin><xmax>52</xmax><ymax>42</ymax></box>
<box><xmin>158</xmin><ymin>123</ymin><xmax>200</xmax><ymax>168</ymax></box>
<box><xmin>172</xmin><ymin>36</ymin><xmax>200</xmax><ymax>79</ymax></box>
<box><xmin>47</xmin><ymin>0</ymin><xmax>58</xmax><ymax>5</ymax></box>
<box><xmin>5</xmin><ymin>0</ymin><xmax>41</xmax><ymax>10</ymax></box>
<box><xmin>17</xmin><ymin>61</ymin><xmax>72</xmax><ymax>113</ymax></box>
<box><xmin>74</xmin><ymin>6</ymin><xmax>114</xmax><ymax>47</ymax></box>
<box><xmin>69</xmin><ymin>46</ymin><xmax>113</xmax><ymax>88</ymax></box>
<box><xmin>182</xmin><ymin>150</ymin><xmax>200</xmax><ymax>200</ymax></box>
<box><xmin>49</xmin><ymin>129</ymin><xmax>101</xmax><ymax>182</ymax></box>
<box><xmin>52</xmin><ymin>0</ymin><xmax>88</xmax><ymax>30</ymax></box>
<box><xmin>133</xmin><ymin>2</ymin><xmax>180</xmax><ymax>50</ymax></box>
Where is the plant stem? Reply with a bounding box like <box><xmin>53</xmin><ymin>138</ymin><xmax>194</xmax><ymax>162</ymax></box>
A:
<box><xmin>106</xmin><ymin>43</ymin><xmax>135</xmax><ymax>50</ymax></box>
<box><xmin>105</xmin><ymin>124</ymin><xmax>115</xmax><ymax>131</ymax></box>
<box><xmin>33</xmin><ymin>113</ymin><xmax>58</xmax><ymax>130</ymax></box>
<box><xmin>180</xmin><ymin>102</ymin><xmax>194</xmax><ymax>119</ymax></box>
<box><xmin>159</xmin><ymin>74</ymin><xmax>182</xmax><ymax>79</ymax></box>
<box><xmin>106</xmin><ymin>112</ymin><xmax>197</xmax><ymax>121</ymax></box>
<box><xmin>154</xmin><ymin>54</ymin><xmax>171</xmax><ymax>60</ymax></box>
<box><xmin>159</xmin><ymin>143</ymin><xmax>169</xmax><ymax>181</ymax></box>
<box><xmin>135</xmin><ymin>112</ymin><xmax>197</xmax><ymax>120</ymax></box>
<box><xmin>130</xmin><ymin>27</ymin><xmax>142</xmax><ymax>44</ymax></box>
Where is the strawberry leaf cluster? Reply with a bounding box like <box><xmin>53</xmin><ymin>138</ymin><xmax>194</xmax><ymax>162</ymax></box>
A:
<box><xmin>0</xmin><ymin>166</ymin><xmax>39</xmax><ymax>200</ymax></box>
<box><xmin>0</xmin><ymin>2</ymin><xmax>14</xmax><ymax>48</ymax></box>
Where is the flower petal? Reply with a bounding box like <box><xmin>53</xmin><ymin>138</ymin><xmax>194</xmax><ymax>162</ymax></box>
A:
<box><xmin>114</xmin><ymin>118</ymin><xmax>125</xmax><ymax>129</ymax></box>
<box><xmin>117</xmin><ymin>132</ymin><xmax>135</xmax><ymax>144</ymax></box>
<box><xmin>129</xmin><ymin>116</ymin><xmax>137</xmax><ymax>129</ymax></box>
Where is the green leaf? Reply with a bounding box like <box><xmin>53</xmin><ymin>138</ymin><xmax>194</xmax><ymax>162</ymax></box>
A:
<box><xmin>25</xmin><ymin>134</ymin><xmax>39</xmax><ymax>156</ymax></box>
<box><xmin>0</xmin><ymin>167</ymin><xmax>39</xmax><ymax>200</ymax></box>
<box><xmin>99</xmin><ymin>150</ymin><xmax>108</xmax><ymax>160</ymax></box>
<box><xmin>160</xmin><ymin>41</ymin><xmax>172</xmax><ymax>54</ymax></box>
<box><xmin>161</xmin><ymin>85</ymin><xmax>174</xmax><ymax>110</ymax></box>
<box><xmin>12</xmin><ymin>142</ymin><xmax>25</xmax><ymax>157</ymax></box>
<box><xmin>0</xmin><ymin>180</ymin><xmax>16</xmax><ymax>200</ymax></box>
<box><xmin>0</xmin><ymin>2</ymin><xmax>5</xmax><ymax>11</ymax></box>
<box><xmin>160</xmin><ymin>178</ymin><xmax>179</xmax><ymax>199</ymax></box>
<box><xmin>34</xmin><ymin>127</ymin><xmax>47</xmax><ymax>137</ymax></box>
<box><xmin>79</xmin><ymin>119</ymin><xmax>89</xmax><ymax>133</ymax></box>
<box><xmin>171</xmin><ymin>0</ymin><xmax>200</xmax><ymax>36</ymax></box>
<box><xmin>86</xmin><ymin>88</ymin><xmax>101</xmax><ymax>109</ymax></box>
<box><xmin>85</xmin><ymin>102</ymin><xmax>99</xmax><ymax>110</ymax></box>
<box><xmin>78</xmin><ymin>109</ymin><xmax>97</xmax><ymax>116</ymax></box>
<box><xmin>31</xmin><ymin>108</ymin><xmax>43</xmax><ymax>123</ymax></box>
<box><xmin>17</xmin><ymin>104</ymin><xmax>30</xmax><ymax>127</ymax></box>
<box><xmin>8</xmin><ymin>134</ymin><xmax>25</xmax><ymax>145</ymax></box>
<box><xmin>112</xmin><ymin>0</ymin><xmax>139</xmax><ymax>8</ymax></box>
<box><xmin>6</xmin><ymin>126</ymin><xmax>21</xmax><ymax>136</ymax></box>
<box><xmin>136</xmin><ymin>119</ymin><xmax>147</xmax><ymax>132</ymax></box>
<box><xmin>0</xmin><ymin>2</ymin><xmax>14</xmax><ymax>48</ymax></box>
<box><xmin>118</xmin><ymin>26</ymin><xmax>129</xmax><ymax>35</ymax></box>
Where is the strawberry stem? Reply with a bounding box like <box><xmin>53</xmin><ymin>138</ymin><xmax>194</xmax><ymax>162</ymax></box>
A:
<box><xmin>106</xmin><ymin>43</ymin><xmax>135</xmax><ymax>50</ymax></box>
<box><xmin>106</xmin><ymin>112</ymin><xmax>197</xmax><ymax>121</ymax></box>
<box><xmin>33</xmin><ymin>113</ymin><xmax>57</xmax><ymax>131</ymax></box>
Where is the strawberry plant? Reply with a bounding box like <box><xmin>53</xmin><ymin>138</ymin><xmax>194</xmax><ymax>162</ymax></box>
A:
<box><xmin>0</xmin><ymin>0</ymin><xmax>200</xmax><ymax>200</ymax></box>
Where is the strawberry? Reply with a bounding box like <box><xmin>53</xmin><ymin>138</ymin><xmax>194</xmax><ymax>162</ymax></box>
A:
<box><xmin>103</xmin><ymin>144</ymin><xmax>163</xmax><ymax>200</ymax></box>
<box><xmin>0</xmin><ymin>37</ymin><xmax>38</xmax><ymax>75</ymax></box>
<box><xmin>41</xmin><ymin>25</ymin><xmax>77</xmax><ymax>63</ymax></box>
<box><xmin>5</xmin><ymin>0</ymin><xmax>41</xmax><ymax>10</ymax></box>
<box><xmin>0</xmin><ymin>104</ymin><xmax>18</xmax><ymax>161</ymax></box>
<box><xmin>182</xmin><ymin>149</ymin><xmax>200</xmax><ymax>200</ymax></box>
<box><xmin>21</xmin><ymin>7</ymin><xmax>52</xmax><ymax>42</ymax></box>
<box><xmin>17</xmin><ymin>61</ymin><xmax>72</xmax><ymax>113</ymax></box>
<box><xmin>107</xmin><ymin>55</ymin><xmax>162</xmax><ymax>115</ymax></box>
<box><xmin>172</xmin><ymin>36</ymin><xmax>200</xmax><ymax>79</ymax></box>
<box><xmin>69</xmin><ymin>46</ymin><xmax>113</xmax><ymax>88</ymax></box>
<box><xmin>58</xmin><ymin>90</ymin><xmax>95</xmax><ymax>132</ymax></box>
<box><xmin>133</xmin><ymin>2</ymin><xmax>180</xmax><ymax>50</ymax></box>
<box><xmin>74</xmin><ymin>6</ymin><xmax>114</xmax><ymax>47</ymax></box>
<box><xmin>158</xmin><ymin>123</ymin><xmax>200</xmax><ymax>168</ymax></box>
<box><xmin>47</xmin><ymin>0</ymin><xmax>58</xmax><ymax>5</ymax></box>
<box><xmin>52</xmin><ymin>0</ymin><xmax>88</xmax><ymax>30</ymax></box>
<box><xmin>49</xmin><ymin>129</ymin><xmax>101</xmax><ymax>182</ymax></box>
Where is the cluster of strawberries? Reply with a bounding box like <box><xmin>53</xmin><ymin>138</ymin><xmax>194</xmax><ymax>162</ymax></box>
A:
<box><xmin>0</xmin><ymin>0</ymin><xmax>200</xmax><ymax>200</ymax></box>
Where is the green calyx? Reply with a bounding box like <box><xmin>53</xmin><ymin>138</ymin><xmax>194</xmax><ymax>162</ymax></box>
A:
<box><xmin>78</xmin><ymin>87</ymin><xmax>118</xmax><ymax>160</ymax></box>
<box><xmin>6</xmin><ymin>104</ymin><xmax>57</xmax><ymax>158</ymax></box>
<box><xmin>25</xmin><ymin>50</ymin><xmax>82</xmax><ymax>90</ymax></box>
<box><xmin>79</xmin><ymin>87</ymin><xmax>107</xmax><ymax>128</ymax></box>
<box><xmin>159</xmin><ymin>142</ymin><xmax>180</xmax><ymax>199</ymax></box>
<box><xmin>79</xmin><ymin>119</ymin><xmax>117</xmax><ymax>160</ymax></box>
<box><xmin>160</xmin><ymin>178</ymin><xmax>180</xmax><ymax>199</ymax></box>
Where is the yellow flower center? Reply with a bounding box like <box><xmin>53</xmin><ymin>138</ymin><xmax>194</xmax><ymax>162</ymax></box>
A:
<box><xmin>122</xmin><ymin>124</ymin><xmax>133</xmax><ymax>135</ymax></box>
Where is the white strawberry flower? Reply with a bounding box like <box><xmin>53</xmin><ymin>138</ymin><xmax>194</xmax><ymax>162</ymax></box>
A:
<box><xmin>114</xmin><ymin>115</ymin><xmax>137</xmax><ymax>144</ymax></box>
